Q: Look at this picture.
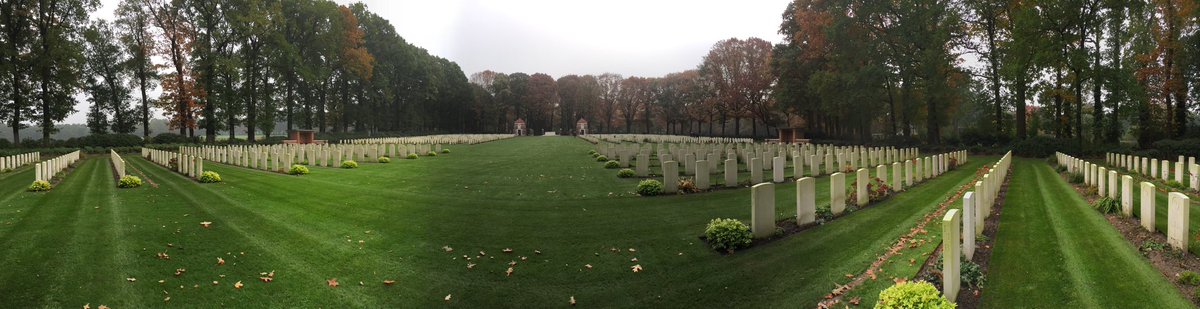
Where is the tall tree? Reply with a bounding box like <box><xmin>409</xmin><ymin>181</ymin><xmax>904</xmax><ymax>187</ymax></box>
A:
<box><xmin>0</xmin><ymin>0</ymin><xmax>35</xmax><ymax>143</ymax></box>
<box><xmin>82</xmin><ymin>20</ymin><xmax>135</xmax><ymax>134</ymax></box>
<box><xmin>145</xmin><ymin>0</ymin><xmax>198</xmax><ymax>137</ymax></box>
<box><xmin>115</xmin><ymin>0</ymin><xmax>158</xmax><ymax>139</ymax></box>
<box><xmin>31</xmin><ymin>0</ymin><xmax>95</xmax><ymax>144</ymax></box>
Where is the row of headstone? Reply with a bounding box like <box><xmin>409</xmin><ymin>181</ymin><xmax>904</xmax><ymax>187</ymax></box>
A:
<box><xmin>142</xmin><ymin>148</ymin><xmax>204</xmax><ymax>180</ymax></box>
<box><xmin>747</xmin><ymin>150</ymin><xmax>968</xmax><ymax>240</ymax></box>
<box><xmin>1065</xmin><ymin>152</ymin><xmax>1193</xmax><ymax>251</ymax></box>
<box><xmin>341</xmin><ymin>134</ymin><xmax>510</xmax><ymax>145</ymax></box>
<box><xmin>1106</xmin><ymin>152</ymin><xmax>1199</xmax><ymax>192</ymax></box>
<box><xmin>110</xmin><ymin>150</ymin><xmax>126</xmax><ymax>179</ymax></box>
<box><xmin>943</xmin><ymin>151</ymin><xmax>1012</xmax><ymax>303</ymax></box>
<box><xmin>588</xmin><ymin>134</ymin><xmax>753</xmax><ymax>145</ymax></box>
<box><xmin>1</xmin><ymin>152</ymin><xmax>38</xmax><ymax>172</ymax></box>
<box><xmin>34</xmin><ymin>150</ymin><xmax>81</xmax><ymax>182</ymax></box>
<box><xmin>180</xmin><ymin>143</ymin><xmax>437</xmax><ymax>173</ymax></box>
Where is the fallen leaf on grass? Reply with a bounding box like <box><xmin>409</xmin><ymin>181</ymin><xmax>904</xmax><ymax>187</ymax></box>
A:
<box><xmin>849</xmin><ymin>296</ymin><xmax>861</xmax><ymax>305</ymax></box>
<box><xmin>584</xmin><ymin>264</ymin><xmax>592</xmax><ymax>269</ymax></box>
<box><xmin>234</xmin><ymin>281</ymin><xmax>243</xmax><ymax>289</ymax></box>
<box><xmin>83</xmin><ymin>304</ymin><xmax>90</xmax><ymax>309</ymax></box>
<box><xmin>844</xmin><ymin>273</ymin><xmax>854</xmax><ymax>279</ymax></box>
<box><xmin>259</xmin><ymin>277</ymin><xmax>273</xmax><ymax>283</ymax></box>
<box><xmin>327</xmin><ymin>278</ymin><xmax>339</xmax><ymax>288</ymax></box>
<box><xmin>383</xmin><ymin>280</ymin><xmax>395</xmax><ymax>285</ymax></box>
<box><xmin>200</xmin><ymin>221</ymin><xmax>212</xmax><ymax>228</ymax></box>
<box><xmin>502</xmin><ymin>248</ymin><xmax>513</xmax><ymax>253</ymax></box>
<box><xmin>444</xmin><ymin>294</ymin><xmax>452</xmax><ymax>302</ymax></box>
<box><xmin>631</xmin><ymin>264</ymin><xmax>642</xmax><ymax>272</ymax></box>
<box><xmin>570</xmin><ymin>296</ymin><xmax>576</xmax><ymax>306</ymax></box>
<box><xmin>506</xmin><ymin>267</ymin><xmax>514</xmax><ymax>277</ymax></box>
<box><xmin>98</xmin><ymin>305</ymin><xmax>109</xmax><ymax>309</ymax></box>
<box><xmin>126</xmin><ymin>277</ymin><xmax>137</xmax><ymax>282</ymax></box>
<box><xmin>442</xmin><ymin>245</ymin><xmax>454</xmax><ymax>252</ymax></box>
<box><xmin>467</xmin><ymin>263</ymin><xmax>476</xmax><ymax>269</ymax></box>
<box><xmin>216</xmin><ymin>257</ymin><xmax>225</xmax><ymax>266</ymax></box>
<box><xmin>174</xmin><ymin>268</ymin><xmax>185</xmax><ymax>276</ymax></box>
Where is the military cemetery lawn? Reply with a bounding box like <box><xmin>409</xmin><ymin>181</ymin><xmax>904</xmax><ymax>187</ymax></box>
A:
<box><xmin>2</xmin><ymin>137</ymin><xmax>1198</xmax><ymax>307</ymax></box>
<box><xmin>0</xmin><ymin>137</ymin><xmax>979</xmax><ymax>307</ymax></box>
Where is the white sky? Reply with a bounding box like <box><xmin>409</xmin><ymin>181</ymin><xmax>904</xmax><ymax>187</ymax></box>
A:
<box><xmin>66</xmin><ymin>0</ymin><xmax>791</xmax><ymax>124</ymax></box>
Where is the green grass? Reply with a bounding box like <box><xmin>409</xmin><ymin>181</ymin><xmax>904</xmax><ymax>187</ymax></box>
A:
<box><xmin>1090</xmin><ymin>161</ymin><xmax>1200</xmax><ymax>254</ymax></box>
<box><xmin>0</xmin><ymin>137</ymin><xmax>992</xmax><ymax>307</ymax></box>
<box><xmin>982</xmin><ymin>158</ymin><xmax>1192</xmax><ymax>308</ymax></box>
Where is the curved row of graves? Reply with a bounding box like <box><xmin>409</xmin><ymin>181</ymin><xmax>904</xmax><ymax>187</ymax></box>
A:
<box><xmin>1105</xmin><ymin>152</ymin><xmax>1200</xmax><ymax>193</ymax></box>
<box><xmin>940</xmin><ymin>151</ymin><xmax>1012</xmax><ymax>302</ymax></box>
<box><xmin>2</xmin><ymin>152</ymin><xmax>39</xmax><ymax>172</ymax></box>
<box><xmin>599</xmin><ymin>139</ymin><xmax>949</xmax><ymax>192</ymax></box>
<box><xmin>1070</xmin><ymin>152</ymin><xmax>1195</xmax><ymax>252</ymax></box>
<box><xmin>340</xmin><ymin>134</ymin><xmax>513</xmax><ymax>145</ymax></box>
<box><xmin>143</xmin><ymin>148</ymin><xmax>207</xmax><ymax>180</ymax></box>
<box><xmin>178</xmin><ymin>143</ymin><xmax>440</xmax><ymax>174</ymax></box>
<box><xmin>582</xmin><ymin>134</ymin><xmax>753</xmax><ymax>144</ymax></box>
<box><xmin>32</xmin><ymin>150</ymin><xmax>81</xmax><ymax>186</ymax></box>
<box><xmin>744</xmin><ymin>150</ymin><xmax>968</xmax><ymax>238</ymax></box>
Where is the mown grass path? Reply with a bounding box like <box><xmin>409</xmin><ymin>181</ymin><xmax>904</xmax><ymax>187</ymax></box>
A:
<box><xmin>0</xmin><ymin>137</ymin><xmax>992</xmax><ymax>307</ymax></box>
<box><xmin>982</xmin><ymin>158</ymin><xmax>1192</xmax><ymax>308</ymax></box>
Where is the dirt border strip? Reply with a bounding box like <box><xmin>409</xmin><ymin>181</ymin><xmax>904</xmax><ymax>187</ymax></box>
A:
<box><xmin>816</xmin><ymin>165</ymin><xmax>989</xmax><ymax>308</ymax></box>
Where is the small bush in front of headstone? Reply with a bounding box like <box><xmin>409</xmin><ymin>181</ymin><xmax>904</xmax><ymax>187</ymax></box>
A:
<box><xmin>937</xmin><ymin>255</ymin><xmax>986</xmax><ymax>289</ymax></box>
<box><xmin>199</xmin><ymin>171</ymin><xmax>222</xmax><ymax>183</ymax></box>
<box><xmin>635</xmin><ymin>179</ymin><xmax>664</xmax><ymax>196</ymax></box>
<box><xmin>1179</xmin><ymin>271</ymin><xmax>1200</xmax><ymax>286</ymax></box>
<box><xmin>378</xmin><ymin>156</ymin><xmax>391</xmax><ymax>163</ymax></box>
<box><xmin>341</xmin><ymin>160</ymin><xmax>359</xmax><ymax>169</ymax></box>
<box><xmin>595</xmin><ymin>155</ymin><xmax>608</xmax><ymax>162</ymax></box>
<box><xmin>703</xmin><ymin>218</ymin><xmax>752</xmax><ymax>253</ymax></box>
<box><xmin>1090</xmin><ymin>197</ymin><xmax>1120</xmax><ymax>214</ymax></box>
<box><xmin>875</xmin><ymin>281</ymin><xmax>954</xmax><ymax>309</ymax></box>
<box><xmin>406</xmin><ymin>153</ymin><xmax>419</xmax><ymax>160</ymax></box>
<box><xmin>604</xmin><ymin>160</ymin><xmax>620</xmax><ymax>169</ymax></box>
<box><xmin>441</xmin><ymin>149</ymin><xmax>450</xmax><ymax>154</ymax></box>
<box><xmin>28</xmin><ymin>180</ymin><xmax>51</xmax><ymax>192</ymax></box>
<box><xmin>288</xmin><ymin>165</ymin><xmax>310</xmax><ymax>175</ymax></box>
<box><xmin>117</xmin><ymin>175</ymin><xmax>143</xmax><ymax>188</ymax></box>
<box><xmin>1069</xmin><ymin>173</ymin><xmax>1084</xmax><ymax>184</ymax></box>
<box><xmin>1166</xmin><ymin>180</ymin><xmax>1187</xmax><ymax>190</ymax></box>
<box><xmin>588</xmin><ymin>150</ymin><xmax>597</xmax><ymax>156</ymax></box>
<box><xmin>426</xmin><ymin>151</ymin><xmax>438</xmax><ymax>156</ymax></box>
<box><xmin>617</xmin><ymin>168</ymin><xmax>635</xmax><ymax>178</ymax></box>
<box><xmin>815</xmin><ymin>206</ymin><xmax>834</xmax><ymax>223</ymax></box>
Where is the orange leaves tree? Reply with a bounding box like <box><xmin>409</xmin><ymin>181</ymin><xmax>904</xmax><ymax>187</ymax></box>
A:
<box><xmin>699</xmin><ymin>37</ymin><xmax>773</xmax><ymax>138</ymax></box>
<box><xmin>144</xmin><ymin>0</ymin><xmax>199</xmax><ymax>136</ymax></box>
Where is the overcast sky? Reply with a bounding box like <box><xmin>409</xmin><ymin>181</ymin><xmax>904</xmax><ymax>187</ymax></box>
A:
<box><xmin>66</xmin><ymin>0</ymin><xmax>791</xmax><ymax>124</ymax></box>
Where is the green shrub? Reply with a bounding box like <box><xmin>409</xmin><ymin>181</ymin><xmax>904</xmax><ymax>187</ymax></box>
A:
<box><xmin>1141</xmin><ymin>240</ymin><xmax>1168</xmax><ymax>252</ymax></box>
<box><xmin>426</xmin><ymin>151</ymin><xmax>438</xmax><ymax>156</ymax></box>
<box><xmin>1069</xmin><ymin>173</ymin><xmax>1084</xmax><ymax>184</ymax></box>
<box><xmin>815</xmin><ymin>206</ymin><xmax>834</xmax><ymax>223</ymax></box>
<box><xmin>604</xmin><ymin>160</ymin><xmax>620</xmax><ymax>169</ymax></box>
<box><xmin>588</xmin><ymin>150</ymin><xmax>597</xmax><ymax>156</ymax></box>
<box><xmin>704</xmin><ymin>218</ymin><xmax>752</xmax><ymax>252</ymax></box>
<box><xmin>875</xmin><ymin>281</ymin><xmax>955</xmax><ymax>309</ymax></box>
<box><xmin>199</xmin><ymin>171</ymin><xmax>222</xmax><ymax>183</ymax></box>
<box><xmin>27</xmin><ymin>180</ymin><xmax>52</xmax><ymax>192</ymax></box>
<box><xmin>406</xmin><ymin>153</ymin><xmax>419</xmax><ymax>159</ymax></box>
<box><xmin>378</xmin><ymin>156</ymin><xmax>391</xmax><ymax>163</ymax></box>
<box><xmin>1090</xmin><ymin>197</ymin><xmax>1120</xmax><ymax>214</ymax></box>
<box><xmin>596</xmin><ymin>155</ymin><xmax>608</xmax><ymax>162</ymax></box>
<box><xmin>441</xmin><ymin>149</ymin><xmax>450</xmax><ymax>154</ymax></box>
<box><xmin>117</xmin><ymin>175</ymin><xmax>143</xmax><ymax>188</ymax></box>
<box><xmin>937</xmin><ymin>255</ymin><xmax>986</xmax><ymax>289</ymax></box>
<box><xmin>288</xmin><ymin>164</ymin><xmax>310</xmax><ymax>175</ymax></box>
<box><xmin>617</xmin><ymin>168</ymin><xmax>635</xmax><ymax>178</ymax></box>
<box><xmin>1165</xmin><ymin>180</ymin><xmax>1187</xmax><ymax>190</ymax></box>
<box><xmin>1180</xmin><ymin>271</ymin><xmax>1200</xmax><ymax>286</ymax></box>
<box><xmin>636</xmin><ymin>179</ymin><xmax>664</xmax><ymax>196</ymax></box>
<box><xmin>341</xmin><ymin>160</ymin><xmax>359</xmax><ymax>169</ymax></box>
